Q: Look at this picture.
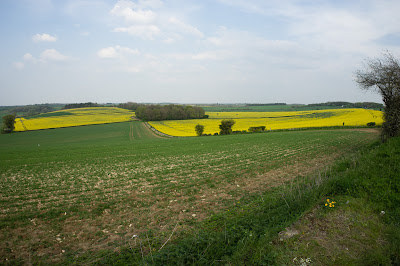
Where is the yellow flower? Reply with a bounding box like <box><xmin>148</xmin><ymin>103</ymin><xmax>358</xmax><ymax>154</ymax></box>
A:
<box><xmin>149</xmin><ymin>108</ymin><xmax>384</xmax><ymax>136</ymax></box>
<box><xmin>14</xmin><ymin>107</ymin><xmax>134</xmax><ymax>131</ymax></box>
<box><xmin>325</xmin><ymin>198</ymin><xmax>336</xmax><ymax>208</ymax></box>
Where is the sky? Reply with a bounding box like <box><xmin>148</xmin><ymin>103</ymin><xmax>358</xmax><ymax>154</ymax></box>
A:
<box><xmin>1</xmin><ymin>0</ymin><xmax>400</xmax><ymax>106</ymax></box>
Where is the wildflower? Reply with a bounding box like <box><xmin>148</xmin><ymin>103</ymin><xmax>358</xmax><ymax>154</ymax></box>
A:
<box><xmin>324</xmin><ymin>198</ymin><xmax>336</xmax><ymax>208</ymax></box>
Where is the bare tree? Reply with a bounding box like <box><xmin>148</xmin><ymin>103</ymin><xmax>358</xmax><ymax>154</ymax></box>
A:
<box><xmin>355</xmin><ymin>51</ymin><xmax>400</xmax><ymax>140</ymax></box>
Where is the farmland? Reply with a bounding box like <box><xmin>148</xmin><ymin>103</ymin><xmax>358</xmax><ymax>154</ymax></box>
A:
<box><xmin>149</xmin><ymin>108</ymin><xmax>383</xmax><ymax>136</ymax></box>
<box><xmin>13</xmin><ymin>107</ymin><xmax>135</xmax><ymax>131</ymax></box>
<box><xmin>0</xmin><ymin>120</ymin><xmax>381</xmax><ymax>264</ymax></box>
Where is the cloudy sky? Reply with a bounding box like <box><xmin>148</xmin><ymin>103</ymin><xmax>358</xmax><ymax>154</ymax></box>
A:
<box><xmin>1</xmin><ymin>0</ymin><xmax>400</xmax><ymax>106</ymax></box>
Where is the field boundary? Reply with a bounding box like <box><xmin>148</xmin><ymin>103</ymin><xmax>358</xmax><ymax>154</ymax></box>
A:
<box><xmin>144</xmin><ymin>122</ymin><xmax>174</xmax><ymax>138</ymax></box>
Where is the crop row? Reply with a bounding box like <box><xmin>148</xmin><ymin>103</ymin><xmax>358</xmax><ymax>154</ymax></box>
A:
<box><xmin>0</xmin><ymin>125</ymin><xmax>379</xmax><ymax>263</ymax></box>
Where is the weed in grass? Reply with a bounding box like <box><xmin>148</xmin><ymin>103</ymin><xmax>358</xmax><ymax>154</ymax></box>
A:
<box><xmin>324</xmin><ymin>198</ymin><xmax>336</xmax><ymax>208</ymax></box>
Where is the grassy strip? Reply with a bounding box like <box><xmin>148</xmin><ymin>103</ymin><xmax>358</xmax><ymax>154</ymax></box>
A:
<box><xmin>83</xmin><ymin>136</ymin><xmax>400</xmax><ymax>265</ymax></box>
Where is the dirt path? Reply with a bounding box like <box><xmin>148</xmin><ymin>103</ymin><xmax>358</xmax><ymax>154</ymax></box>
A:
<box><xmin>129</xmin><ymin>122</ymin><xmax>166</xmax><ymax>140</ymax></box>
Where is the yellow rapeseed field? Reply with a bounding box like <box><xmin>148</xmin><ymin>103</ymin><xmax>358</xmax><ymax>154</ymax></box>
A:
<box><xmin>14</xmin><ymin>107</ymin><xmax>135</xmax><ymax>131</ymax></box>
<box><xmin>149</xmin><ymin>109</ymin><xmax>383</xmax><ymax>137</ymax></box>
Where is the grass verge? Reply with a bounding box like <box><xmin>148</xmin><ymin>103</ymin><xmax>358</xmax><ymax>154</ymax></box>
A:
<box><xmin>91</xmin><ymin>136</ymin><xmax>400</xmax><ymax>265</ymax></box>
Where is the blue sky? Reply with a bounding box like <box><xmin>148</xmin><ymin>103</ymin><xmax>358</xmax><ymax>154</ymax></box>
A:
<box><xmin>1</xmin><ymin>0</ymin><xmax>400</xmax><ymax>106</ymax></box>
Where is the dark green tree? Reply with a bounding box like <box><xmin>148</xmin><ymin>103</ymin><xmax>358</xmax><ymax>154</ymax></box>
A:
<box><xmin>2</xmin><ymin>114</ymin><xmax>16</xmax><ymax>133</ymax></box>
<box><xmin>355</xmin><ymin>51</ymin><xmax>400</xmax><ymax>141</ymax></box>
<box><xmin>195</xmin><ymin>124</ymin><xmax>205</xmax><ymax>136</ymax></box>
<box><xmin>135</xmin><ymin>104</ymin><xmax>206</xmax><ymax>121</ymax></box>
<box><xmin>219</xmin><ymin>119</ymin><xmax>235</xmax><ymax>135</ymax></box>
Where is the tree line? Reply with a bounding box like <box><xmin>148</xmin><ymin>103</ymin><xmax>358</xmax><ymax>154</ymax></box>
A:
<box><xmin>134</xmin><ymin>104</ymin><xmax>206</xmax><ymax>121</ymax></box>
<box><xmin>4</xmin><ymin>104</ymin><xmax>59</xmax><ymax>117</ymax></box>
<box><xmin>63</xmin><ymin>102</ymin><xmax>100</xmax><ymax>109</ymax></box>
<box><xmin>307</xmin><ymin>101</ymin><xmax>384</xmax><ymax>109</ymax></box>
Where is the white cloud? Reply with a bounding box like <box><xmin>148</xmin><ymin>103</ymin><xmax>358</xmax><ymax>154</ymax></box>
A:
<box><xmin>13</xmin><ymin>62</ymin><xmax>25</xmax><ymax>70</ymax></box>
<box><xmin>217</xmin><ymin>0</ymin><xmax>400</xmax><ymax>55</ymax></box>
<box><xmin>111</xmin><ymin>0</ymin><xmax>157</xmax><ymax>23</ymax></box>
<box><xmin>112</xmin><ymin>0</ymin><xmax>163</xmax><ymax>11</ymax></box>
<box><xmin>40</xmin><ymin>49</ymin><xmax>70</xmax><ymax>61</ymax></box>
<box><xmin>168</xmin><ymin>17</ymin><xmax>204</xmax><ymax>38</ymax></box>
<box><xmin>32</xmin><ymin>33</ymin><xmax>57</xmax><ymax>42</ymax></box>
<box><xmin>110</xmin><ymin>1</ymin><xmax>204</xmax><ymax>41</ymax></box>
<box><xmin>97</xmin><ymin>47</ymin><xmax>118</xmax><ymax>58</ymax></box>
<box><xmin>23</xmin><ymin>53</ymin><xmax>34</xmax><ymax>61</ymax></box>
<box><xmin>137</xmin><ymin>0</ymin><xmax>163</xmax><ymax>9</ymax></box>
<box><xmin>205</xmin><ymin>28</ymin><xmax>298</xmax><ymax>56</ymax></box>
<box><xmin>113</xmin><ymin>25</ymin><xmax>160</xmax><ymax>39</ymax></box>
<box><xmin>97</xmin><ymin>45</ymin><xmax>140</xmax><ymax>58</ymax></box>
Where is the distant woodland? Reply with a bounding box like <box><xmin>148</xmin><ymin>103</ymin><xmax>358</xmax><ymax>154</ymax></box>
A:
<box><xmin>63</xmin><ymin>102</ymin><xmax>100</xmax><ymax>109</ymax></box>
<box><xmin>305</xmin><ymin>101</ymin><xmax>384</xmax><ymax>109</ymax></box>
<box><xmin>134</xmin><ymin>104</ymin><xmax>206</xmax><ymax>121</ymax></box>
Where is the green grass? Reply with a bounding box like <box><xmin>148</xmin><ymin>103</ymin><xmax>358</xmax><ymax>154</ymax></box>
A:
<box><xmin>0</xmin><ymin>123</ymin><xmax>382</xmax><ymax>264</ymax></box>
<box><xmin>134</xmin><ymin>135</ymin><xmax>400</xmax><ymax>265</ymax></box>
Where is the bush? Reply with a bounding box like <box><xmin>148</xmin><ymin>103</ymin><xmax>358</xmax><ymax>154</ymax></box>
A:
<box><xmin>248</xmin><ymin>126</ymin><xmax>266</xmax><ymax>132</ymax></box>
<box><xmin>219</xmin><ymin>119</ymin><xmax>236</xmax><ymax>135</ymax></box>
<box><xmin>195</xmin><ymin>124</ymin><xmax>205</xmax><ymax>136</ymax></box>
<box><xmin>367</xmin><ymin>122</ymin><xmax>376</xmax><ymax>127</ymax></box>
<box><xmin>2</xmin><ymin>114</ymin><xmax>16</xmax><ymax>134</ymax></box>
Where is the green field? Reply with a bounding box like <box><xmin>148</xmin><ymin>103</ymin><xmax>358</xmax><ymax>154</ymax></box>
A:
<box><xmin>0</xmin><ymin>121</ymin><xmax>381</xmax><ymax>264</ymax></box>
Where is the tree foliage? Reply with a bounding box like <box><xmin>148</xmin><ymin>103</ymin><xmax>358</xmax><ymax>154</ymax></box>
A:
<box><xmin>10</xmin><ymin>104</ymin><xmax>58</xmax><ymax>116</ymax></box>
<box><xmin>195</xmin><ymin>124</ymin><xmax>205</xmax><ymax>136</ymax></box>
<box><xmin>63</xmin><ymin>102</ymin><xmax>100</xmax><ymax>109</ymax></box>
<box><xmin>118</xmin><ymin>102</ymin><xmax>140</xmax><ymax>111</ymax></box>
<box><xmin>355</xmin><ymin>52</ymin><xmax>400</xmax><ymax>140</ymax></box>
<box><xmin>307</xmin><ymin>101</ymin><xmax>383</xmax><ymax>109</ymax></box>
<box><xmin>135</xmin><ymin>104</ymin><xmax>206</xmax><ymax>121</ymax></box>
<box><xmin>248</xmin><ymin>126</ymin><xmax>266</xmax><ymax>132</ymax></box>
<box><xmin>2</xmin><ymin>114</ymin><xmax>16</xmax><ymax>134</ymax></box>
<box><xmin>219</xmin><ymin>119</ymin><xmax>236</xmax><ymax>135</ymax></box>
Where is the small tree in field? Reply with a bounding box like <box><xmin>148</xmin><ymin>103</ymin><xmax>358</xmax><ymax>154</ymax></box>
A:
<box><xmin>219</xmin><ymin>119</ymin><xmax>235</xmax><ymax>135</ymax></box>
<box><xmin>2</xmin><ymin>114</ymin><xmax>16</xmax><ymax>134</ymax></box>
<box><xmin>195</xmin><ymin>124</ymin><xmax>205</xmax><ymax>136</ymax></box>
<box><xmin>355</xmin><ymin>51</ymin><xmax>400</xmax><ymax>141</ymax></box>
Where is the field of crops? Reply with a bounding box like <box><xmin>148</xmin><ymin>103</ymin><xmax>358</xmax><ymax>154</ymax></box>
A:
<box><xmin>0</xmin><ymin>121</ymin><xmax>380</xmax><ymax>264</ymax></box>
<box><xmin>149</xmin><ymin>108</ymin><xmax>383</xmax><ymax>136</ymax></box>
<box><xmin>14</xmin><ymin>107</ymin><xmax>135</xmax><ymax>131</ymax></box>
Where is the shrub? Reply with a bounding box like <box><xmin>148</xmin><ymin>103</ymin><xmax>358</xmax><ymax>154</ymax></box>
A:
<box><xmin>195</xmin><ymin>124</ymin><xmax>205</xmax><ymax>136</ymax></box>
<box><xmin>2</xmin><ymin>114</ymin><xmax>16</xmax><ymax>134</ymax></box>
<box><xmin>219</xmin><ymin>119</ymin><xmax>236</xmax><ymax>135</ymax></box>
<box><xmin>367</xmin><ymin>122</ymin><xmax>376</xmax><ymax>127</ymax></box>
<box><xmin>248</xmin><ymin>126</ymin><xmax>266</xmax><ymax>133</ymax></box>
